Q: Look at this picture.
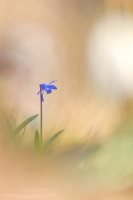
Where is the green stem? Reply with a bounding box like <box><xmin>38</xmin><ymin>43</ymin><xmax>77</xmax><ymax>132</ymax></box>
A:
<box><xmin>40</xmin><ymin>85</ymin><xmax>43</xmax><ymax>148</ymax></box>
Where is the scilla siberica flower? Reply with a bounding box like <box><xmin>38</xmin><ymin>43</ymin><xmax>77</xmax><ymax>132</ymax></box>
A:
<box><xmin>37</xmin><ymin>80</ymin><xmax>57</xmax><ymax>102</ymax></box>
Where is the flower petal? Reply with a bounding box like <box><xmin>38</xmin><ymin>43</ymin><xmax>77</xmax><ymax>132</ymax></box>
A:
<box><xmin>37</xmin><ymin>80</ymin><xmax>57</xmax><ymax>102</ymax></box>
<box><xmin>48</xmin><ymin>85</ymin><xmax>57</xmax><ymax>90</ymax></box>
<box><xmin>46</xmin><ymin>89</ymin><xmax>52</xmax><ymax>94</ymax></box>
<box><xmin>37</xmin><ymin>91</ymin><xmax>40</xmax><ymax>95</ymax></box>
<box><xmin>49</xmin><ymin>80</ymin><xmax>57</xmax><ymax>85</ymax></box>
<box><xmin>41</xmin><ymin>84</ymin><xmax>47</xmax><ymax>90</ymax></box>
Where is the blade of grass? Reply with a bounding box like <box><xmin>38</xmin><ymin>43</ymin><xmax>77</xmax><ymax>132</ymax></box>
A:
<box><xmin>13</xmin><ymin>114</ymin><xmax>39</xmax><ymax>136</ymax></box>
<box><xmin>21</xmin><ymin>126</ymin><xmax>26</xmax><ymax>145</ymax></box>
<box><xmin>43</xmin><ymin>129</ymin><xmax>64</xmax><ymax>151</ymax></box>
<box><xmin>34</xmin><ymin>130</ymin><xmax>40</xmax><ymax>154</ymax></box>
<box><xmin>5</xmin><ymin>116</ymin><xmax>17</xmax><ymax>146</ymax></box>
<box><xmin>5</xmin><ymin>116</ymin><xmax>13</xmax><ymax>133</ymax></box>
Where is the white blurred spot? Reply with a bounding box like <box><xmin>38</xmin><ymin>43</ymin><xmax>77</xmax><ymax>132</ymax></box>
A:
<box><xmin>87</xmin><ymin>12</ymin><xmax>133</xmax><ymax>101</ymax></box>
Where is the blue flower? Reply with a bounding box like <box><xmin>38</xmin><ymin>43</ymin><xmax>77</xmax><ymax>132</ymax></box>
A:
<box><xmin>37</xmin><ymin>80</ymin><xmax>57</xmax><ymax>102</ymax></box>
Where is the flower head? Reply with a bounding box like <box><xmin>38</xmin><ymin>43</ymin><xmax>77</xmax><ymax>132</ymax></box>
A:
<box><xmin>37</xmin><ymin>80</ymin><xmax>57</xmax><ymax>102</ymax></box>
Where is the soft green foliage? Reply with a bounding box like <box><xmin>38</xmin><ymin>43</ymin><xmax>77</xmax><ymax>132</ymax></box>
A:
<box><xmin>6</xmin><ymin>114</ymin><xmax>39</xmax><ymax>146</ymax></box>
<box><xmin>6</xmin><ymin>116</ymin><xmax>13</xmax><ymax>133</ymax></box>
<box><xmin>5</xmin><ymin>116</ymin><xmax>17</xmax><ymax>146</ymax></box>
<box><xmin>75</xmin><ymin>121</ymin><xmax>133</xmax><ymax>191</ymax></box>
<box><xmin>13</xmin><ymin>114</ymin><xmax>39</xmax><ymax>136</ymax></box>
<box><xmin>43</xmin><ymin>129</ymin><xmax>64</xmax><ymax>152</ymax></box>
<box><xmin>4</xmin><ymin>113</ymin><xmax>133</xmax><ymax>191</ymax></box>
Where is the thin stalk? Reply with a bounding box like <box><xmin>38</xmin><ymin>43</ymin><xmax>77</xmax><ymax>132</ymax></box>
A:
<box><xmin>40</xmin><ymin>85</ymin><xmax>43</xmax><ymax>148</ymax></box>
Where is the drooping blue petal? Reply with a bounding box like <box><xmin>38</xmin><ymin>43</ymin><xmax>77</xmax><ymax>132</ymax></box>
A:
<box><xmin>48</xmin><ymin>85</ymin><xmax>57</xmax><ymax>90</ymax></box>
<box><xmin>49</xmin><ymin>80</ymin><xmax>57</xmax><ymax>85</ymax></box>
<box><xmin>37</xmin><ymin>91</ymin><xmax>40</xmax><ymax>95</ymax></box>
<box><xmin>46</xmin><ymin>89</ymin><xmax>52</xmax><ymax>94</ymax></box>
<box><xmin>37</xmin><ymin>89</ymin><xmax>43</xmax><ymax>95</ymax></box>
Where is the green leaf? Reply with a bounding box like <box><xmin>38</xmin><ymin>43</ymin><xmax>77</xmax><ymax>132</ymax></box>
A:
<box><xmin>5</xmin><ymin>116</ymin><xmax>13</xmax><ymax>133</ymax></box>
<box><xmin>43</xmin><ymin>129</ymin><xmax>64</xmax><ymax>151</ymax></box>
<box><xmin>5</xmin><ymin>116</ymin><xmax>17</xmax><ymax>146</ymax></box>
<box><xmin>13</xmin><ymin>114</ymin><xmax>39</xmax><ymax>136</ymax></box>
<box><xmin>34</xmin><ymin>130</ymin><xmax>40</xmax><ymax>154</ymax></box>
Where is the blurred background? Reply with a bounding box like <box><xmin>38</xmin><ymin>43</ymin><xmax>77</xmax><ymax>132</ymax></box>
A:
<box><xmin>0</xmin><ymin>0</ymin><xmax>120</xmax><ymax>139</ymax></box>
<box><xmin>1</xmin><ymin>0</ymin><xmax>133</xmax><ymax>199</ymax></box>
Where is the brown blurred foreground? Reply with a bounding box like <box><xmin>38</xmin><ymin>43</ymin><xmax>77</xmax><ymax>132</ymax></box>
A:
<box><xmin>0</xmin><ymin>145</ymin><xmax>133</xmax><ymax>200</ymax></box>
